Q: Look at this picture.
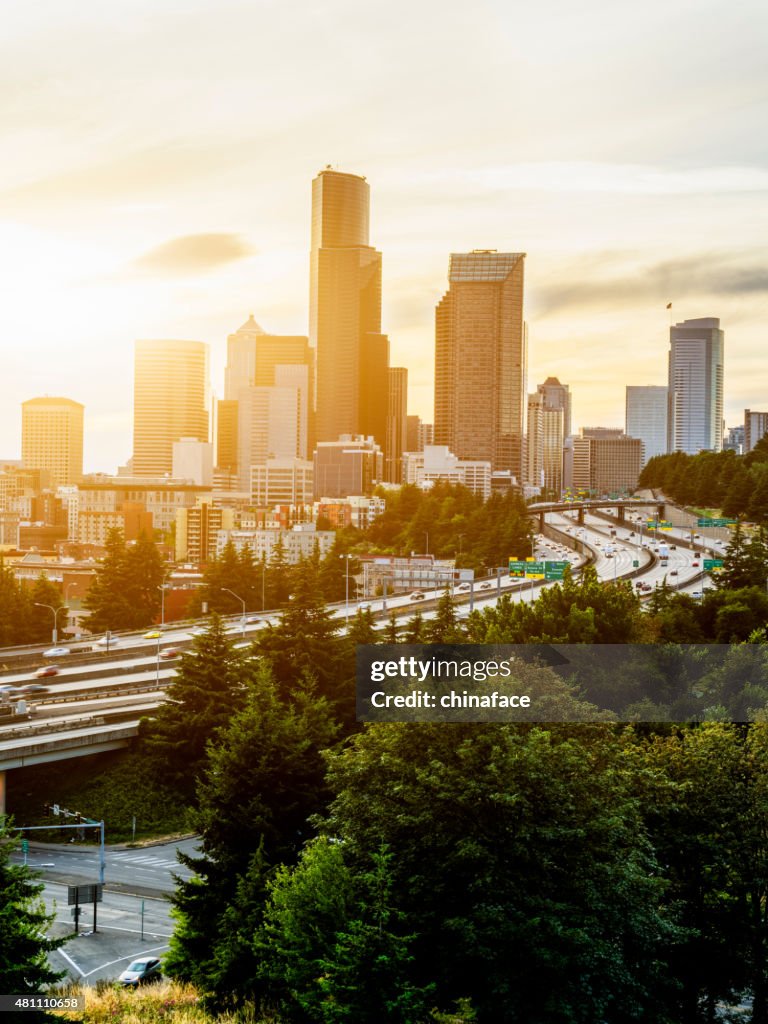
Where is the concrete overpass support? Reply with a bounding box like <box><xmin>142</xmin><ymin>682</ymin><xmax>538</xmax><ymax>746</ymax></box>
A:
<box><xmin>657</xmin><ymin>503</ymin><xmax>665</xmax><ymax>521</ymax></box>
<box><xmin>577</xmin><ymin>507</ymin><xmax>585</xmax><ymax>524</ymax></box>
<box><xmin>0</xmin><ymin>769</ymin><xmax>5</xmax><ymax>817</ymax></box>
<box><xmin>618</xmin><ymin>506</ymin><xmax>626</xmax><ymax>522</ymax></box>
<box><xmin>539</xmin><ymin>512</ymin><xmax>546</xmax><ymax>532</ymax></box>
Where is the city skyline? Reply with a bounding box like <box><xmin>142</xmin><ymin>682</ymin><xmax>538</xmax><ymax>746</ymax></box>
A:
<box><xmin>2</xmin><ymin>0</ymin><xmax>767</xmax><ymax>471</ymax></box>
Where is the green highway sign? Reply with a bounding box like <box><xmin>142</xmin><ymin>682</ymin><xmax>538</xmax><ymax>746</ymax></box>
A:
<box><xmin>646</xmin><ymin>520</ymin><xmax>673</xmax><ymax>529</ymax></box>
<box><xmin>544</xmin><ymin>561</ymin><xmax>570</xmax><ymax>580</ymax></box>
<box><xmin>703</xmin><ymin>559</ymin><xmax>724</xmax><ymax>571</ymax></box>
<box><xmin>632</xmin><ymin>560</ymin><xmax>639</xmax><ymax>568</ymax></box>
<box><xmin>697</xmin><ymin>517</ymin><xmax>737</xmax><ymax>528</ymax></box>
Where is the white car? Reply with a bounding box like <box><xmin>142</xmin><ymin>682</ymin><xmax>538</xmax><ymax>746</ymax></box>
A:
<box><xmin>43</xmin><ymin>647</ymin><xmax>71</xmax><ymax>657</ymax></box>
<box><xmin>95</xmin><ymin>635</ymin><xmax>118</xmax><ymax>647</ymax></box>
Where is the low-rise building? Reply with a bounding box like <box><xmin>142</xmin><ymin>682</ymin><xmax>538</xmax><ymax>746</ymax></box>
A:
<box><xmin>216</xmin><ymin>523</ymin><xmax>335</xmax><ymax>564</ymax></box>
<box><xmin>402</xmin><ymin>445</ymin><xmax>491</xmax><ymax>499</ymax></box>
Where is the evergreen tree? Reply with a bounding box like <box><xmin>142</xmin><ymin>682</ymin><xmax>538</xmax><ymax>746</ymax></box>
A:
<box><xmin>0</xmin><ymin>818</ymin><xmax>67</xmax><ymax>995</ymax></box>
<box><xmin>141</xmin><ymin>614</ymin><xmax>250</xmax><ymax>798</ymax></box>
<box><xmin>165</xmin><ymin>663</ymin><xmax>338</xmax><ymax>999</ymax></box>
<box><xmin>83</xmin><ymin>528</ymin><xmax>164</xmax><ymax>632</ymax></box>
<box><xmin>257</xmin><ymin>559</ymin><xmax>346</xmax><ymax>704</ymax></box>
<box><xmin>425</xmin><ymin>589</ymin><xmax>465</xmax><ymax>643</ymax></box>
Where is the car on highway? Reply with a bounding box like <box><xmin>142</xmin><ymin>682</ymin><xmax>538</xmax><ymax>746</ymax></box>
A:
<box><xmin>143</xmin><ymin>630</ymin><xmax>162</xmax><ymax>640</ymax></box>
<box><xmin>20</xmin><ymin>683</ymin><xmax>50</xmax><ymax>695</ymax></box>
<box><xmin>159</xmin><ymin>647</ymin><xmax>181</xmax><ymax>659</ymax></box>
<box><xmin>456</xmin><ymin>582</ymin><xmax>471</xmax><ymax>591</ymax></box>
<box><xmin>245</xmin><ymin>615</ymin><xmax>261</xmax><ymax>624</ymax></box>
<box><xmin>95</xmin><ymin>635</ymin><xmax>119</xmax><ymax>647</ymax></box>
<box><xmin>692</xmin><ymin>562</ymin><xmax>700</xmax><ymax>568</ymax></box>
<box><xmin>409</xmin><ymin>592</ymin><xmax>425</xmax><ymax>601</ymax></box>
<box><xmin>35</xmin><ymin>665</ymin><xmax>60</xmax><ymax>678</ymax></box>
<box><xmin>118</xmin><ymin>957</ymin><xmax>162</xmax><ymax>988</ymax></box>
<box><xmin>43</xmin><ymin>647</ymin><xmax>70</xmax><ymax>657</ymax></box>
<box><xmin>0</xmin><ymin>685</ymin><xmax>21</xmax><ymax>698</ymax></box>
<box><xmin>479</xmin><ymin>582</ymin><xmax>493</xmax><ymax>590</ymax></box>
<box><xmin>669</xmin><ymin>570</ymin><xmax>679</xmax><ymax>576</ymax></box>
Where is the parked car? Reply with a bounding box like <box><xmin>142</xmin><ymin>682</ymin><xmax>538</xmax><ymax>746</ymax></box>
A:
<box><xmin>43</xmin><ymin>647</ymin><xmax>70</xmax><ymax>658</ymax></box>
<box><xmin>35</xmin><ymin>665</ymin><xmax>60</xmax><ymax>678</ymax></box>
<box><xmin>118</xmin><ymin>958</ymin><xmax>162</xmax><ymax>988</ymax></box>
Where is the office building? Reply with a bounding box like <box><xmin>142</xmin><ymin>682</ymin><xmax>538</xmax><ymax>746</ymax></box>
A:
<box><xmin>723</xmin><ymin>425</ymin><xmax>745</xmax><ymax>455</ymax></box>
<box><xmin>21</xmin><ymin>397</ymin><xmax>84</xmax><ymax>487</ymax></box>
<box><xmin>250</xmin><ymin>459</ymin><xmax>314</xmax><ymax>506</ymax></box>
<box><xmin>78</xmin><ymin>477</ymin><xmax>211</xmax><ymax>534</ymax></box>
<box><xmin>172</xmin><ymin>438</ymin><xmax>213</xmax><ymax>486</ymax></box>
<box><xmin>527</xmin><ymin>392</ymin><xmax>564</xmax><ymax>495</ymax></box>
<box><xmin>237</xmin><ymin>364</ymin><xmax>310</xmax><ymax>488</ymax></box>
<box><xmin>537</xmin><ymin>377</ymin><xmax>571</xmax><ymax>438</ymax></box>
<box><xmin>386</xmin><ymin>367</ymin><xmax>408</xmax><ymax>483</ymax></box>
<box><xmin>625</xmin><ymin>386</ymin><xmax>668</xmax><ymax>465</ymax></box>
<box><xmin>434</xmin><ymin>250</ymin><xmax>527</xmax><ymax>479</ymax></box>
<box><xmin>224</xmin><ymin>314</ymin><xmax>266</xmax><ymax>399</ymax></box>
<box><xmin>402</xmin><ymin>445</ymin><xmax>492</xmax><ymax>500</ymax></box>
<box><xmin>133</xmin><ymin>340</ymin><xmax>209</xmax><ymax>476</ymax></box>
<box><xmin>217</xmin><ymin>524</ymin><xmax>335</xmax><ymax>565</ymax></box>
<box><xmin>313</xmin><ymin>435</ymin><xmax>383</xmax><ymax>499</ymax></box>
<box><xmin>667</xmin><ymin>318</ymin><xmax>724</xmax><ymax>454</ymax></box>
<box><xmin>310</xmin><ymin>168</ymin><xmax>390</xmax><ymax>451</ymax></box>
<box><xmin>745</xmin><ymin>410</ymin><xmax>768</xmax><ymax>453</ymax></box>
<box><xmin>216</xmin><ymin>399</ymin><xmax>239</xmax><ymax>474</ymax></box>
<box><xmin>564</xmin><ymin>432</ymin><xmax>642</xmax><ymax>495</ymax></box>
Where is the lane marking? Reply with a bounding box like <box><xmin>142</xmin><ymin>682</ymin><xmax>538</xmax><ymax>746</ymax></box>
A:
<box><xmin>55</xmin><ymin>948</ymin><xmax>86</xmax><ymax>977</ymax></box>
<box><xmin>80</xmin><ymin>944</ymin><xmax>170</xmax><ymax>979</ymax></box>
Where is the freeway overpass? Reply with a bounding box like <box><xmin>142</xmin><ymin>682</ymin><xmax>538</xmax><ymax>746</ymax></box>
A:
<box><xmin>527</xmin><ymin>498</ymin><xmax>667</xmax><ymax>531</ymax></box>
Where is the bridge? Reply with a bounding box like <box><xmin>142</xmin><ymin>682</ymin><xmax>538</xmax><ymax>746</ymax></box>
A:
<box><xmin>526</xmin><ymin>498</ymin><xmax>666</xmax><ymax>531</ymax></box>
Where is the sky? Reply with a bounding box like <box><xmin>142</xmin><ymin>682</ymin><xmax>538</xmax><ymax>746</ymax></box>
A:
<box><xmin>1</xmin><ymin>0</ymin><xmax>767</xmax><ymax>471</ymax></box>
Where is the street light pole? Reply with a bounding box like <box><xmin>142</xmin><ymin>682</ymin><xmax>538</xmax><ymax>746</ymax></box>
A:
<box><xmin>34</xmin><ymin>603</ymin><xmax>67</xmax><ymax>645</ymax></box>
<box><xmin>220</xmin><ymin>587</ymin><xmax>246</xmax><ymax>637</ymax></box>
<box><xmin>339</xmin><ymin>555</ymin><xmax>352</xmax><ymax>626</ymax></box>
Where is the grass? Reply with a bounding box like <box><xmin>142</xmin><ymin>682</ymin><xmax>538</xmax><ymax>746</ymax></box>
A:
<box><xmin>7</xmin><ymin>747</ymin><xmax>195</xmax><ymax>844</ymax></box>
<box><xmin>48</xmin><ymin>981</ymin><xmax>280</xmax><ymax>1023</ymax></box>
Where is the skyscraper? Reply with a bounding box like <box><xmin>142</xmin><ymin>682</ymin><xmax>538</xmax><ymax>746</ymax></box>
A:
<box><xmin>224</xmin><ymin>314</ymin><xmax>266</xmax><ymax>399</ymax></box>
<box><xmin>536</xmin><ymin>377</ymin><xmax>571</xmax><ymax>438</ymax></box>
<box><xmin>527</xmin><ymin>392</ymin><xmax>564</xmax><ymax>495</ymax></box>
<box><xmin>21</xmin><ymin>396</ymin><xmax>84</xmax><ymax>487</ymax></box>
<box><xmin>385</xmin><ymin>367</ymin><xmax>408</xmax><ymax>483</ymax></box>
<box><xmin>667</xmin><ymin>318</ymin><xmax>724</xmax><ymax>454</ymax></box>
<box><xmin>133</xmin><ymin>340</ymin><xmax>209</xmax><ymax>477</ymax></box>
<box><xmin>625</xmin><ymin>385</ymin><xmax>668</xmax><ymax>465</ymax></box>
<box><xmin>435</xmin><ymin>251</ymin><xmax>527</xmax><ymax>480</ymax></box>
<box><xmin>310</xmin><ymin>168</ymin><xmax>389</xmax><ymax>450</ymax></box>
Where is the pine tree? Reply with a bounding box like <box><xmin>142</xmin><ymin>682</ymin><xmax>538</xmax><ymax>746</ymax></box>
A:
<box><xmin>141</xmin><ymin>613</ymin><xmax>250</xmax><ymax>798</ymax></box>
<box><xmin>0</xmin><ymin>818</ymin><xmax>67</xmax><ymax>994</ymax></box>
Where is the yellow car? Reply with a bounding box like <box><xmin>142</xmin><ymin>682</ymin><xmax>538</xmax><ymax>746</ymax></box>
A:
<box><xmin>143</xmin><ymin>630</ymin><xmax>162</xmax><ymax>639</ymax></box>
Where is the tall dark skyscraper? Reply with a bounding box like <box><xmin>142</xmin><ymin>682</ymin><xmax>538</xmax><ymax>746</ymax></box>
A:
<box><xmin>435</xmin><ymin>251</ymin><xmax>527</xmax><ymax>479</ymax></box>
<box><xmin>310</xmin><ymin>168</ymin><xmax>389</xmax><ymax>450</ymax></box>
<box><xmin>667</xmin><ymin>317</ymin><xmax>724</xmax><ymax>454</ymax></box>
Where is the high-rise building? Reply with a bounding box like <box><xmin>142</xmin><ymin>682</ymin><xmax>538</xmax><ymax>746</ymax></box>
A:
<box><xmin>224</xmin><ymin>314</ymin><xmax>266</xmax><ymax>399</ymax></box>
<box><xmin>744</xmin><ymin>410</ymin><xmax>768</xmax><ymax>452</ymax></box>
<box><xmin>385</xmin><ymin>367</ymin><xmax>408</xmax><ymax>483</ymax></box>
<box><xmin>564</xmin><ymin>431</ymin><xmax>642</xmax><ymax>495</ymax></box>
<box><xmin>537</xmin><ymin>377</ymin><xmax>571</xmax><ymax>438</ymax></box>
<box><xmin>667</xmin><ymin>318</ymin><xmax>724</xmax><ymax>454</ymax></box>
<box><xmin>310</xmin><ymin>168</ymin><xmax>390</xmax><ymax>451</ymax></box>
<box><xmin>21</xmin><ymin>397</ymin><xmax>84</xmax><ymax>488</ymax></box>
<box><xmin>527</xmin><ymin>392</ymin><xmax>564</xmax><ymax>495</ymax></box>
<box><xmin>237</xmin><ymin>365</ymin><xmax>310</xmax><ymax>489</ymax></box>
<box><xmin>133</xmin><ymin>340</ymin><xmax>209</xmax><ymax>477</ymax></box>
<box><xmin>434</xmin><ymin>250</ymin><xmax>527</xmax><ymax>480</ymax></box>
<box><xmin>723</xmin><ymin>425</ymin><xmax>745</xmax><ymax>454</ymax></box>
<box><xmin>625</xmin><ymin>385</ymin><xmax>668</xmax><ymax>465</ymax></box>
<box><xmin>216</xmin><ymin>399</ymin><xmax>239</xmax><ymax>474</ymax></box>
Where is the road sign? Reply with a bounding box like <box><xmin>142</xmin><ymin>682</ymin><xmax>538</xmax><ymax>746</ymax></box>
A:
<box><xmin>21</xmin><ymin>839</ymin><xmax>28</xmax><ymax>854</ymax></box>
<box><xmin>698</xmin><ymin>517</ymin><xmax>737</xmax><ymax>528</ymax></box>
<box><xmin>544</xmin><ymin>561</ymin><xmax>570</xmax><ymax>580</ymax></box>
<box><xmin>703</xmin><ymin>559</ymin><xmax>724</xmax><ymax>572</ymax></box>
<box><xmin>68</xmin><ymin>883</ymin><xmax>103</xmax><ymax>905</ymax></box>
<box><xmin>632</xmin><ymin>560</ymin><xmax>639</xmax><ymax>568</ymax></box>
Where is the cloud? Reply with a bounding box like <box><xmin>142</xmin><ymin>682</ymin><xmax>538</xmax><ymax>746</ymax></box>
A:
<box><xmin>130</xmin><ymin>233</ymin><xmax>254</xmax><ymax>276</ymax></box>
<box><xmin>532</xmin><ymin>251</ymin><xmax>768</xmax><ymax>317</ymax></box>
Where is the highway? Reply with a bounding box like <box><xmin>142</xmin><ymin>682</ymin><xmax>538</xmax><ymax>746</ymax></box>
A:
<box><xmin>0</xmin><ymin>505</ymin><xmax>729</xmax><ymax>747</ymax></box>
